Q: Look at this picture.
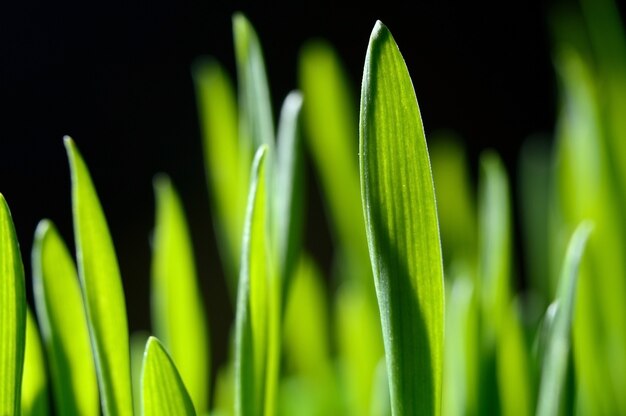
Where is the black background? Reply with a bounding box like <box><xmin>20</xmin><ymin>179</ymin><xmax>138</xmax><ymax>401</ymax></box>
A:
<box><xmin>2</xmin><ymin>0</ymin><xmax>583</xmax><ymax>378</ymax></box>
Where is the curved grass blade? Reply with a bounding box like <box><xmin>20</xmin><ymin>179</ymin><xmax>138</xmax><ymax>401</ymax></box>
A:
<box><xmin>274</xmin><ymin>91</ymin><xmax>304</xmax><ymax>299</ymax></box>
<box><xmin>359</xmin><ymin>21</ymin><xmax>445</xmax><ymax>416</ymax></box>
<box><xmin>64</xmin><ymin>137</ymin><xmax>133</xmax><ymax>415</ymax></box>
<box><xmin>0</xmin><ymin>194</ymin><xmax>26</xmax><ymax>415</ymax></box>
<box><xmin>152</xmin><ymin>175</ymin><xmax>210</xmax><ymax>413</ymax></box>
<box><xmin>235</xmin><ymin>146</ymin><xmax>278</xmax><ymax>416</ymax></box>
<box><xmin>537</xmin><ymin>222</ymin><xmax>592</xmax><ymax>416</ymax></box>
<box><xmin>130</xmin><ymin>332</ymin><xmax>149</xmax><ymax>416</ymax></box>
<box><xmin>141</xmin><ymin>337</ymin><xmax>196</xmax><ymax>416</ymax></box>
<box><xmin>21</xmin><ymin>308</ymin><xmax>48</xmax><ymax>416</ymax></box>
<box><xmin>192</xmin><ymin>58</ymin><xmax>247</xmax><ymax>294</ymax></box>
<box><xmin>32</xmin><ymin>220</ymin><xmax>99</xmax><ymax>416</ymax></box>
<box><xmin>233</xmin><ymin>13</ymin><xmax>274</xmax><ymax>151</ymax></box>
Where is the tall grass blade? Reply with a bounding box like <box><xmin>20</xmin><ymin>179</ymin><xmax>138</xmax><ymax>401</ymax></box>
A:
<box><xmin>64</xmin><ymin>137</ymin><xmax>133</xmax><ymax>415</ymax></box>
<box><xmin>359</xmin><ymin>21</ymin><xmax>445</xmax><ymax>415</ymax></box>
<box><xmin>32</xmin><ymin>220</ymin><xmax>99</xmax><ymax>416</ymax></box>
<box><xmin>192</xmin><ymin>58</ymin><xmax>247</xmax><ymax>293</ymax></box>
<box><xmin>130</xmin><ymin>332</ymin><xmax>148</xmax><ymax>416</ymax></box>
<box><xmin>141</xmin><ymin>337</ymin><xmax>196</xmax><ymax>416</ymax></box>
<box><xmin>0</xmin><ymin>194</ymin><xmax>26</xmax><ymax>415</ymax></box>
<box><xmin>152</xmin><ymin>175</ymin><xmax>210</xmax><ymax>413</ymax></box>
<box><xmin>537</xmin><ymin>222</ymin><xmax>592</xmax><ymax>416</ymax></box>
<box><xmin>21</xmin><ymin>308</ymin><xmax>48</xmax><ymax>416</ymax></box>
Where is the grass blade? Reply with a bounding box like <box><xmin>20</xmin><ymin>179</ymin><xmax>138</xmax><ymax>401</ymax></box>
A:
<box><xmin>359</xmin><ymin>21</ymin><xmax>445</xmax><ymax>416</ymax></box>
<box><xmin>152</xmin><ymin>175</ymin><xmax>210</xmax><ymax>413</ymax></box>
<box><xmin>192</xmin><ymin>58</ymin><xmax>248</xmax><ymax>293</ymax></box>
<box><xmin>274</xmin><ymin>91</ymin><xmax>304</xmax><ymax>297</ymax></box>
<box><xmin>141</xmin><ymin>337</ymin><xmax>195</xmax><ymax>416</ymax></box>
<box><xmin>21</xmin><ymin>308</ymin><xmax>49</xmax><ymax>416</ymax></box>
<box><xmin>32</xmin><ymin>220</ymin><xmax>99</xmax><ymax>416</ymax></box>
<box><xmin>130</xmin><ymin>332</ymin><xmax>148</xmax><ymax>416</ymax></box>
<box><xmin>537</xmin><ymin>222</ymin><xmax>592</xmax><ymax>416</ymax></box>
<box><xmin>0</xmin><ymin>194</ymin><xmax>27</xmax><ymax>415</ymax></box>
<box><xmin>64</xmin><ymin>137</ymin><xmax>133</xmax><ymax>415</ymax></box>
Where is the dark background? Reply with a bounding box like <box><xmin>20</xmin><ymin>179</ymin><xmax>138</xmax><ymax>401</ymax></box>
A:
<box><xmin>1</xmin><ymin>0</ymin><xmax>592</xmax><ymax>378</ymax></box>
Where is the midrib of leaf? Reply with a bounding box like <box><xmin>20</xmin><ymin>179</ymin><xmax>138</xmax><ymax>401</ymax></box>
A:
<box><xmin>359</xmin><ymin>21</ymin><xmax>444</xmax><ymax>416</ymax></box>
<box><xmin>0</xmin><ymin>194</ymin><xmax>26</xmax><ymax>416</ymax></box>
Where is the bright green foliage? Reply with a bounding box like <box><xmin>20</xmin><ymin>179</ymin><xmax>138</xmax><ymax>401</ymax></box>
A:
<box><xmin>130</xmin><ymin>332</ymin><xmax>148</xmax><ymax>416</ymax></box>
<box><xmin>64</xmin><ymin>137</ymin><xmax>133</xmax><ymax>416</ymax></box>
<box><xmin>21</xmin><ymin>308</ymin><xmax>48</xmax><ymax>416</ymax></box>
<box><xmin>360</xmin><ymin>21</ymin><xmax>445</xmax><ymax>416</ymax></box>
<box><xmin>32</xmin><ymin>220</ymin><xmax>99</xmax><ymax>416</ymax></box>
<box><xmin>152</xmin><ymin>175</ymin><xmax>210</xmax><ymax>413</ymax></box>
<box><xmin>192</xmin><ymin>58</ymin><xmax>247</xmax><ymax>292</ymax></box>
<box><xmin>141</xmin><ymin>337</ymin><xmax>196</xmax><ymax>416</ymax></box>
<box><xmin>0</xmin><ymin>194</ymin><xmax>26</xmax><ymax>416</ymax></box>
<box><xmin>537</xmin><ymin>222</ymin><xmax>592</xmax><ymax>416</ymax></box>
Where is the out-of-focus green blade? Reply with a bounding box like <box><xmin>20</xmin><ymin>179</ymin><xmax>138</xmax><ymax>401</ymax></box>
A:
<box><xmin>299</xmin><ymin>40</ymin><xmax>369</xmax><ymax>270</ymax></box>
<box><xmin>369</xmin><ymin>359</ymin><xmax>391</xmax><ymax>416</ymax></box>
<box><xmin>0</xmin><ymin>194</ymin><xmax>26</xmax><ymax>415</ymax></box>
<box><xmin>274</xmin><ymin>91</ymin><xmax>304</xmax><ymax>298</ymax></box>
<box><xmin>64</xmin><ymin>137</ymin><xmax>133</xmax><ymax>415</ymax></box>
<box><xmin>192</xmin><ymin>57</ymin><xmax>247</xmax><ymax>292</ymax></box>
<box><xmin>359</xmin><ymin>21</ymin><xmax>445</xmax><ymax>416</ymax></box>
<box><xmin>21</xmin><ymin>308</ymin><xmax>48</xmax><ymax>416</ymax></box>
<box><xmin>235</xmin><ymin>146</ymin><xmax>279</xmax><ymax>416</ymax></box>
<box><xmin>212</xmin><ymin>363</ymin><xmax>234</xmax><ymax>416</ymax></box>
<box><xmin>537</xmin><ymin>222</ymin><xmax>592</xmax><ymax>416</ymax></box>
<box><xmin>496</xmin><ymin>301</ymin><xmax>532</xmax><ymax>416</ymax></box>
<box><xmin>233</xmin><ymin>13</ymin><xmax>274</xmax><ymax>151</ymax></box>
<box><xmin>429</xmin><ymin>132</ymin><xmax>476</xmax><ymax>266</ymax></box>
<box><xmin>141</xmin><ymin>337</ymin><xmax>196</xmax><ymax>416</ymax></box>
<box><xmin>152</xmin><ymin>175</ymin><xmax>210</xmax><ymax>413</ymax></box>
<box><xmin>130</xmin><ymin>332</ymin><xmax>148</xmax><ymax>416</ymax></box>
<box><xmin>32</xmin><ymin>220</ymin><xmax>99</xmax><ymax>416</ymax></box>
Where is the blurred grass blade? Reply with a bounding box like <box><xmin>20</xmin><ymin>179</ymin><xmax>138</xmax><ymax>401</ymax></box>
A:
<box><xmin>152</xmin><ymin>175</ymin><xmax>210</xmax><ymax>413</ymax></box>
<box><xmin>429</xmin><ymin>132</ymin><xmax>476</xmax><ymax>266</ymax></box>
<box><xmin>32</xmin><ymin>220</ymin><xmax>99</xmax><ymax>416</ymax></box>
<box><xmin>537</xmin><ymin>222</ymin><xmax>592</xmax><ymax>416</ymax></box>
<box><xmin>299</xmin><ymin>40</ymin><xmax>369</xmax><ymax>271</ymax></box>
<box><xmin>359</xmin><ymin>21</ymin><xmax>445</xmax><ymax>415</ymax></box>
<box><xmin>212</xmin><ymin>363</ymin><xmax>235</xmax><ymax>416</ymax></box>
<box><xmin>233</xmin><ymin>13</ymin><xmax>274</xmax><ymax>151</ymax></box>
<box><xmin>130</xmin><ymin>332</ymin><xmax>149</xmax><ymax>416</ymax></box>
<box><xmin>0</xmin><ymin>194</ymin><xmax>26</xmax><ymax>415</ymax></box>
<box><xmin>141</xmin><ymin>337</ymin><xmax>196</xmax><ymax>416</ymax></box>
<box><xmin>192</xmin><ymin>57</ymin><xmax>248</xmax><ymax>293</ymax></box>
<box><xmin>64</xmin><ymin>137</ymin><xmax>133</xmax><ymax>415</ymax></box>
<box><xmin>369</xmin><ymin>359</ymin><xmax>391</xmax><ymax>416</ymax></box>
<box><xmin>274</xmin><ymin>91</ymin><xmax>304</xmax><ymax>297</ymax></box>
<box><xmin>235</xmin><ymin>146</ymin><xmax>278</xmax><ymax>416</ymax></box>
<box><xmin>21</xmin><ymin>308</ymin><xmax>48</xmax><ymax>416</ymax></box>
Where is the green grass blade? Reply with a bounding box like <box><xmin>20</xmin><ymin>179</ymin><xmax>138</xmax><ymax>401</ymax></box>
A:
<box><xmin>299</xmin><ymin>40</ymin><xmax>369</xmax><ymax>270</ymax></box>
<box><xmin>233</xmin><ymin>13</ymin><xmax>275</xmax><ymax>151</ymax></box>
<box><xmin>192</xmin><ymin>58</ymin><xmax>248</xmax><ymax>293</ymax></box>
<box><xmin>274</xmin><ymin>91</ymin><xmax>304</xmax><ymax>297</ymax></box>
<box><xmin>141</xmin><ymin>336</ymin><xmax>196</xmax><ymax>416</ymax></box>
<box><xmin>32</xmin><ymin>220</ymin><xmax>99</xmax><ymax>416</ymax></box>
<box><xmin>359</xmin><ymin>21</ymin><xmax>445</xmax><ymax>416</ymax></box>
<box><xmin>537</xmin><ymin>222</ymin><xmax>592</xmax><ymax>416</ymax></box>
<box><xmin>21</xmin><ymin>308</ymin><xmax>49</xmax><ymax>416</ymax></box>
<box><xmin>152</xmin><ymin>175</ymin><xmax>210</xmax><ymax>413</ymax></box>
<box><xmin>369</xmin><ymin>359</ymin><xmax>391</xmax><ymax>416</ymax></box>
<box><xmin>130</xmin><ymin>332</ymin><xmax>149</xmax><ymax>416</ymax></box>
<box><xmin>234</xmin><ymin>146</ymin><xmax>272</xmax><ymax>416</ymax></box>
<box><xmin>64</xmin><ymin>137</ymin><xmax>133</xmax><ymax>415</ymax></box>
<box><xmin>0</xmin><ymin>194</ymin><xmax>27</xmax><ymax>415</ymax></box>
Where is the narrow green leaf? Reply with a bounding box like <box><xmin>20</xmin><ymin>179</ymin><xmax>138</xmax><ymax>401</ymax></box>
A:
<box><xmin>369</xmin><ymin>359</ymin><xmax>391</xmax><ymax>416</ymax></box>
<box><xmin>233</xmin><ymin>13</ymin><xmax>275</xmax><ymax>151</ymax></box>
<box><xmin>299</xmin><ymin>40</ymin><xmax>369</xmax><ymax>271</ymax></box>
<box><xmin>141</xmin><ymin>336</ymin><xmax>196</xmax><ymax>416</ymax></box>
<box><xmin>274</xmin><ymin>91</ymin><xmax>304</xmax><ymax>298</ymax></box>
<box><xmin>152</xmin><ymin>175</ymin><xmax>210</xmax><ymax>413</ymax></box>
<box><xmin>192</xmin><ymin>57</ymin><xmax>247</xmax><ymax>293</ymax></box>
<box><xmin>0</xmin><ymin>194</ymin><xmax>27</xmax><ymax>415</ymax></box>
<box><xmin>537</xmin><ymin>222</ymin><xmax>592</xmax><ymax>416</ymax></box>
<box><xmin>21</xmin><ymin>308</ymin><xmax>49</xmax><ymax>416</ymax></box>
<box><xmin>212</xmin><ymin>363</ymin><xmax>235</xmax><ymax>416</ymax></box>
<box><xmin>130</xmin><ymin>332</ymin><xmax>149</xmax><ymax>416</ymax></box>
<box><xmin>359</xmin><ymin>21</ymin><xmax>445</xmax><ymax>416</ymax></box>
<box><xmin>32</xmin><ymin>219</ymin><xmax>99</xmax><ymax>416</ymax></box>
<box><xmin>64</xmin><ymin>137</ymin><xmax>133</xmax><ymax>415</ymax></box>
<box><xmin>235</xmin><ymin>146</ymin><xmax>279</xmax><ymax>416</ymax></box>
